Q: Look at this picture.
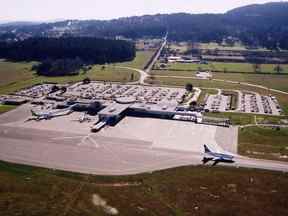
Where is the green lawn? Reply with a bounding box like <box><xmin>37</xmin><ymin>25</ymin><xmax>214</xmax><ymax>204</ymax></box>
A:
<box><xmin>1</xmin><ymin>161</ymin><xmax>288</xmax><ymax>216</ymax></box>
<box><xmin>152</xmin><ymin>70</ymin><xmax>288</xmax><ymax>93</ymax></box>
<box><xmin>213</xmin><ymin>72</ymin><xmax>288</xmax><ymax>93</ymax></box>
<box><xmin>197</xmin><ymin>88</ymin><xmax>218</xmax><ymax>104</ymax></box>
<box><xmin>0</xmin><ymin>51</ymin><xmax>153</xmax><ymax>95</ymax></box>
<box><xmin>159</xmin><ymin>62</ymin><xmax>288</xmax><ymax>74</ymax></box>
<box><xmin>199</xmin><ymin>42</ymin><xmax>268</xmax><ymax>51</ymax></box>
<box><xmin>0</xmin><ymin>61</ymin><xmax>36</xmax><ymax>87</ymax></box>
<box><xmin>205</xmin><ymin>112</ymin><xmax>256</xmax><ymax>125</ymax></box>
<box><xmin>113</xmin><ymin>50</ymin><xmax>154</xmax><ymax>69</ymax></box>
<box><xmin>204</xmin><ymin>112</ymin><xmax>285</xmax><ymax>126</ymax></box>
<box><xmin>239</xmin><ymin>126</ymin><xmax>288</xmax><ymax>162</ymax></box>
<box><xmin>0</xmin><ymin>105</ymin><xmax>17</xmax><ymax>114</ymax></box>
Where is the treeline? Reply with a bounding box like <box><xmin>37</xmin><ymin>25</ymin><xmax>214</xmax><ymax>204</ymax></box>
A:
<box><xmin>1</xmin><ymin>2</ymin><xmax>288</xmax><ymax>50</ymax></box>
<box><xmin>32</xmin><ymin>58</ymin><xmax>85</xmax><ymax>76</ymax></box>
<box><xmin>0</xmin><ymin>37</ymin><xmax>135</xmax><ymax>63</ymax></box>
<box><xmin>0</xmin><ymin>37</ymin><xmax>135</xmax><ymax>76</ymax></box>
<box><xmin>76</xmin><ymin>2</ymin><xmax>288</xmax><ymax>49</ymax></box>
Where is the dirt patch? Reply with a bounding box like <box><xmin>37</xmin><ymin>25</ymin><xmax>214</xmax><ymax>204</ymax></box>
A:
<box><xmin>92</xmin><ymin>194</ymin><xmax>119</xmax><ymax>215</ymax></box>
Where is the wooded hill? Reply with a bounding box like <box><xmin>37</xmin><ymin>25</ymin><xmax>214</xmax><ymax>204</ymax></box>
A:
<box><xmin>1</xmin><ymin>2</ymin><xmax>288</xmax><ymax>49</ymax></box>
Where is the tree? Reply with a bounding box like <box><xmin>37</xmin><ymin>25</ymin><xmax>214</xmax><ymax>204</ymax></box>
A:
<box><xmin>190</xmin><ymin>101</ymin><xmax>197</xmax><ymax>107</ymax></box>
<box><xmin>185</xmin><ymin>83</ymin><xmax>193</xmax><ymax>92</ymax></box>
<box><xmin>130</xmin><ymin>73</ymin><xmax>134</xmax><ymax>81</ymax></box>
<box><xmin>83</xmin><ymin>77</ymin><xmax>91</xmax><ymax>85</ymax></box>
<box><xmin>274</xmin><ymin>64</ymin><xmax>283</xmax><ymax>74</ymax></box>
<box><xmin>253</xmin><ymin>63</ymin><xmax>262</xmax><ymax>73</ymax></box>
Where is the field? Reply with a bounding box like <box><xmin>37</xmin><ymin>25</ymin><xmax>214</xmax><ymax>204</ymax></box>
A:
<box><xmin>239</xmin><ymin>127</ymin><xmax>288</xmax><ymax>162</ymax></box>
<box><xmin>0</xmin><ymin>51</ymin><xmax>154</xmax><ymax>95</ymax></box>
<box><xmin>197</xmin><ymin>88</ymin><xmax>218</xmax><ymax>105</ymax></box>
<box><xmin>159</xmin><ymin>62</ymin><xmax>288</xmax><ymax>74</ymax></box>
<box><xmin>0</xmin><ymin>105</ymin><xmax>17</xmax><ymax>114</ymax></box>
<box><xmin>0</xmin><ymin>61</ymin><xmax>36</xmax><ymax>87</ymax></box>
<box><xmin>0</xmin><ymin>161</ymin><xmax>288</xmax><ymax>216</ymax></box>
<box><xmin>199</xmin><ymin>42</ymin><xmax>268</xmax><ymax>51</ymax></box>
<box><xmin>113</xmin><ymin>50</ymin><xmax>154</xmax><ymax>69</ymax></box>
<box><xmin>152</xmin><ymin>69</ymin><xmax>288</xmax><ymax>92</ymax></box>
<box><xmin>213</xmin><ymin>73</ymin><xmax>288</xmax><ymax>92</ymax></box>
<box><xmin>205</xmin><ymin>112</ymin><xmax>286</xmax><ymax>126</ymax></box>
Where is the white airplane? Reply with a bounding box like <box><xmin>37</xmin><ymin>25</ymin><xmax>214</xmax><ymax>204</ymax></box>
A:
<box><xmin>202</xmin><ymin>144</ymin><xmax>235</xmax><ymax>166</ymax></box>
<box><xmin>30</xmin><ymin>104</ymin><xmax>76</xmax><ymax>121</ymax></box>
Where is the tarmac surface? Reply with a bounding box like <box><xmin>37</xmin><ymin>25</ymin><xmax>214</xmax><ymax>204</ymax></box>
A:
<box><xmin>0</xmin><ymin>105</ymin><xmax>288</xmax><ymax>175</ymax></box>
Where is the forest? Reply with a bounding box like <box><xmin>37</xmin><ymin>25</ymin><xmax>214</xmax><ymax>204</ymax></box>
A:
<box><xmin>0</xmin><ymin>37</ymin><xmax>135</xmax><ymax>76</ymax></box>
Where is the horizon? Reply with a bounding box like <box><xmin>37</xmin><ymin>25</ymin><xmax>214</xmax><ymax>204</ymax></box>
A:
<box><xmin>1</xmin><ymin>0</ymin><xmax>285</xmax><ymax>23</ymax></box>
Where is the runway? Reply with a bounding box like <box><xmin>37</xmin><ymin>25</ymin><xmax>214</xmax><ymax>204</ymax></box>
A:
<box><xmin>0</xmin><ymin>105</ymin><xmax>288</xmax><ymax>175</ymax></box>
<box><xmin>0</xmin><ymin>124</ymin><xmax>203</xmax><ymax>175</ymax></box>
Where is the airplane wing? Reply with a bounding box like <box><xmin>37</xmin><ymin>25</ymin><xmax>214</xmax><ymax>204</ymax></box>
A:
<box><xmin>212</xmin><ymin>160</ymin><xmax>220</xmax><ymax>166</ymax></box>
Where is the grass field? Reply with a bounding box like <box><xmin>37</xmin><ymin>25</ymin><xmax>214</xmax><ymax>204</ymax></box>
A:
<box><xmin>0</xmin><ymin>51</ymin><xmax>154</xmax><ymax>95</ymax></box>
<box><xmin>213</xmin><ymin>72</ymin><xmax>288</xmax><ymax>92</ymax></box>
<box><xmin>204</xmin><ymin>112</ymin><xmax>286</xmax><ymax>125</ymax></box>
<box><xmin>239</xmin><ymin>127</ymin><xmax>288</xmax><ymax>162</ymax></box>
<box><xmin>0</xmin><ymin>61</ymin><xmax>36</xmax><ymax>87</ymax></box>
<box><xmin>152</xmin><ymin>69</ymin><xmax>288</xmax><ymax>93</ymax></box>
<box><xmin>199</xmin><ymin>42</ymin><xmax>268</xmax><ymax>51</ymax></box>
<box><xmin>197</xmin><ymin>88</ymin><xmax>218</xmax><ymax>104</ymax></box>
<box><xmin>0</xmin><ymin>105</ymin><xmax>17</xmax><ymax>114</ymax></box>
<box><xmin>114</xmin><ymin>50</ymin><xmax>154</xmax><ymax>69</ymax></box>
<box><xmin>162</xmin><ymin>62</ymin><xmax>288</xmax><ymax>74</ymax></box>
<box><xmin>0</xmin><ymin>161</ymin><xmax>288</xmax><ymax>216</ymax></box>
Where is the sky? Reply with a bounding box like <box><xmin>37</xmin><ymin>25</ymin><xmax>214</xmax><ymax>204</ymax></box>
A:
<box><xmin>0</xmin><ymin>0</ymin><xmax>285</xmax><ymax>22</ymax></box>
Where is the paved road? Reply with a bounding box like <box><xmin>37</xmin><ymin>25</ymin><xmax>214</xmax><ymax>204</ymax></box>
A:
<box><xmin>145</xmin><ymin>36</ymin><xmax>167</xmax><ymax>74</ymax></box>
<box><xmin>114</xmin><ymin>35</ymin><xmax>167</xmax><ymax>85</ymax></box>
<box><xmin>114</xmin><ymin>66</ymin><xmax>148</xmax><ymax>85</ymax></box>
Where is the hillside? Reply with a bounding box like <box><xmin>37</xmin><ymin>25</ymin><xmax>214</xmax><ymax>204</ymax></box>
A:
<box><xmin>0</xmin><ymin>2</ymin><xmax>288</xmax><ymax>49</ymax></box>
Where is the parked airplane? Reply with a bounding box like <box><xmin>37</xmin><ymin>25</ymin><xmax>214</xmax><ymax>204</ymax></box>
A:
<box><xmin>30</xmin><ymin>104</ymin><xmax>76</xmax><ymax>121</ymax></box>
<box><xmin>202</xmin><ymin>144</ymin><xmax>235</xmax><ymax>166</ymax></box>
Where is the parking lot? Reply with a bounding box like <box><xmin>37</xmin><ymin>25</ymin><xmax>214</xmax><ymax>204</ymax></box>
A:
<box><xmin>65</xmin><ymin>82</ymin><xmax>186</xmax><ymax>105</ymax></box>
<box><xmin>204</xmin><ymin>90</ymin><xmax>282</xmax><ymax>116</ymax></box>
<box><xmin>238</xmin><ymin>91</ymin><xmax>281</xmax><ymax>115</ymax></box>
<box><xmin>15</xmin><ymin>84</ymin><xmax>56</xmax><ymax>98</ymax></box>
<box><xmin>205</xmin><ymin>94</ymin><xmax>230</xmax><ymax>112</ymax></box>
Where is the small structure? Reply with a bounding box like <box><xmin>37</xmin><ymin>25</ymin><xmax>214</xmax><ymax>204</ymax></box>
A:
<box><xmin>196</xmin><ymin>71</ymin><xmax>213</xmax><ymax>79</ymax></box>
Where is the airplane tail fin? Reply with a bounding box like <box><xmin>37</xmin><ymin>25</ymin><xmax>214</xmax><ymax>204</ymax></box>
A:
<box><xmin>204</xmin><ymin>145</ymin><xmax>212</xmax><ymax>154</ymax></box>
<box><xmin>31</xmin><ymin>110</ymin><xmax>37</xmax><ymax>116</ymax></box>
